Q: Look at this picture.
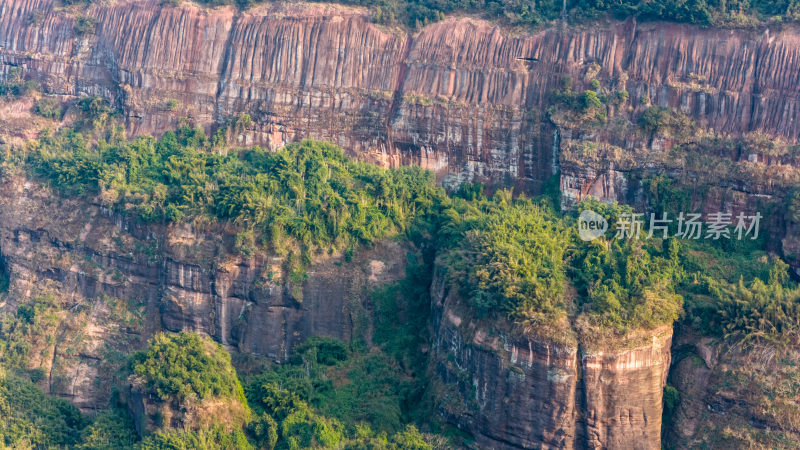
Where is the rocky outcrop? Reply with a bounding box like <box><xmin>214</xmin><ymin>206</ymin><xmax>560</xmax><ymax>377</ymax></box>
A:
<box><xmin>0</xmin><ymin>176</ymin><xmax>406</xmax><ymax>410</ymax></box>
<box><xmin>430</xmin><ymin>265</ymin><xmax>673</xmax><ymax>449</ymax></box>
<box><xmin>2</xmin><ymin>0</ymin><xmax>800</xmax><ymax>192</ymax></box>
<box><xmin>0</xmin><ymin>170</ymin><xmax>677</xmax><ymax>445</ymax></box>
<box><xmin>127</xmin><ymin>380</ymin><xmax>250</xmax><ymax>437</ymax></box>
<box><xmin>581</xmin><ymin>337</ymin><xmax>672</xmax><ymax>448</ymax></box>
<box><xmin>666</xmin><ymin>327</ymin><xmax>800</xmax><ymax>447</ymax></box>
<box><xmin>2</xmin><ymin>0</ymin><xmax>800</xmax><ymax>443</ymax></box>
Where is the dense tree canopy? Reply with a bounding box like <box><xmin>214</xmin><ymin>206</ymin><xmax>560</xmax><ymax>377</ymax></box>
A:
<box><xmin>129</xmin><ymin>331</ymin><xmax>246</xmax><ymax>403</ymax></box>
<box><xmin>0</xmin><ymin>369</ymin><xmax>83</xmax><ymax>448</ymax></box>
<box><xmin>439</xmin><ymin>193</ymin><xmax>684</xmax><ymax>335</ymax></box>
<box><xmin>29</xmin><ymin>126</ymin><xmax>443</xmax><ymax>267</ymax></box>
<box><xmin>440</xmin><ymin>192</ymin><xmax>570</xmax><ymax>323</ymax></box>
<box><xmin>244</xmin><ymin>337</ymin><xmax>433</xmax><ymax>449</ymax></box>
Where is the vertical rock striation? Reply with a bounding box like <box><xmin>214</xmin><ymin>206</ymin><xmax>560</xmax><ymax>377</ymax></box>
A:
<box><xmin>0</xmin><ymin>177</ymin><xmax>407</xmax><ymax>410</ymax></box>
<box><xmin>430</xmin><ymin>265</ymin><xmax>672</xmax><ymax>449</ymax></box>
<box><xmin>2</xmin><ymin>0</ymin><xmax>800</xmax><ymax>191</ymax></box>
<box><xmin>2</xmin><ymin>0</ymin><xmax>800</xmax><ymax>444</ymax></box>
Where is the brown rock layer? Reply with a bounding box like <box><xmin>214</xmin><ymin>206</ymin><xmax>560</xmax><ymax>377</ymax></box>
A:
<box><xmin>430</xmin><ymin>266</ymin><xmax>672</xmax><ymax>449</ymax></box>
<box><xmin>0</xmin><ymin>176</ymin><xmax>405</xmax><ymax>410</ymax></box>
<box><xmin>2</xmin><ymin>0</ymin><xmax>800</xmax><ymax>191</ymax></box>
<box><xmin>667</xmin><ymin>327</ymin><xmax>800</xmax><ymax>447</ymax></box>
<box><xmin>2</xmin><ymin>1</ymin><xmax>800</xmax><ymax>445</ymax></box>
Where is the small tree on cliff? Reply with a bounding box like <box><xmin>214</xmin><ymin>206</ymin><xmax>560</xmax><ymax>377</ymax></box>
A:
<box><xmin>130</xmin><ymin>331</ymin><xmax>246</xmax><ymax>403</ymax></box>
<box><xmin>128</xmin><ymin>331</ymin><xmax>251</xmax><ymax>435</ymax></box>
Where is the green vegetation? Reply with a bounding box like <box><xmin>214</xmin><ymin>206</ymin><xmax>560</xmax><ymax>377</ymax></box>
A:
<box><xmin>714</xmin><ymin>263</ymin><xmax>800</xmax><ymax>346</ymax></box>
<box><xmin>441</xmin><ymin>192</ymin><xmax>570</xmax><ymax>323</ymax></box>
<box><xmin>0</xmin><ymin>264</ymin><xmax>9</xmax><ymax>295</ymax></box>
<box><xmin>0</xmin><ymin>369</ymin><xmax>83</xmax><ymax>448</ymax></box>
<box><xmin>236</xmin><ymin>215</ymin><xmax>449</xmax><ymax>448</ymax></box>
<box><xmin>0</xmin><ymin>106</ymin><xmax>450</xmax><ymax>447</ymax></box>
<box><xmin>639</xmin><ymin>177</ymin><xmax>800</xmax><ymax>349</ymax></box>
<box><xmin>0</xmin><ymin>364</ymin><xmax>251</xmax><ymax>449</ymax></box>
<box><xmin>371</xmin><ymin>251</ymin><xmax>436</xmax><ymax>397</ymax></box>
<box><xmin>137</xmin><ymin>425</ymin><xmax>254</xmax><ymax>450</ymax></box>
<box><xmin>0</xmin><ymin>67</ymin><xmax>39</xmax><ymax>98</ymax></box>
<box><xmin>549</xmin><ymin>76</ymin><xmax>631</xmax><ymax>124</ymax></box>
<box><xmin>661</xmin><ymin>384</ymin><xmax>680</xmax><ymax>434</ymax></box>
<box><xmin>0</xmin><ymin>328</ymin><xmax>435</xmax><ymax>449</ymax></box>
<box><xmin>643</xmin><ymin>175</ymin><xmax>693</xmax><ymax>217</ymax></box>
<box><xmin>438</xmin><ymin>174</ymin><xmax>799</xmax><ymax>347</ymax></box>
<box><xmin>569</xmin><ymin>199</ymin><xmax>683</xmax><ymax>332</ymax></box>
<box><xmin>17</xmin><ymin>105</ymin><xmax>799</xmax><ymax>349</ymax></box>
<box><xmin>109</xmin><ymin>305</ymin><xmax>443</xmax><ymax>448</ymax></box>
<box><xmin>183</xmin><ymin>0</ymin><xmax>800</xmax><ymax>29</ymax></box>
<box><xmin>29</xmin><ymin>121</ymin><xmax>441</xmax><ymax>271</ymax></box>
<box><xmin>570</xmin><ymin>238</ymin><xmax>683</xmax><ymax>331</ymax></box>
<box><xmin>440</xmin><ymin>193</ymin><xmax>683</xmax><ymax>336</ymax></box>
<box><xmin>787</xmin><ymin>186</ymin><xmax>800</xmax><ymax>224</ymax></box>
<box><xmin>163</xmin><ymin>99</ymin><xmax>179</xmax><ymax>111</ymax></box>
<box><xmin>244</xmin><ymin>337</ymin><xmax>434</xmax><ymax>449</ymax></box>
<box><xmin>33</xmin><ymin>97</ymin><xmax>63</xmax><ymax>119</ymax></box>
<box><xmin>0</xmin><ymin>294</ymin><xmax>59</xmax><ymax>370</ymax></box>
<box><xmin>681</xmin><ymin>255</ymin><xmax>800</xmax><ymax>348</ymax></box>
<box><xmin>638</xmin><ymin>105</ymin><xmax>694</xmax><ymax>138</ymax></box>
<box><xmin>73</xmin><ymin>16</ymin><xmax>98</xmax><ymax>36</ymax></box>
<box><xmin>2</xmin><ymin>97</ymin><xmax>800</xmax><ymax>449</ymax></box>
<box><xmin>129</xmin><ymin>331</ymin><xmax>245</xmax><ymax>403</ymax></box>
<box><xmin>77</xmin><ymin>409</ymin><xmax>138</xmax><ymax>449</ymax></box>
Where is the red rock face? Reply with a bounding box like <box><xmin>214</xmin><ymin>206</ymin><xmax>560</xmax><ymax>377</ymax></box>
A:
<box><xmin>430</xmin><ymin>265</ymin><xmax>673</xmax><ymax>449</ymax></box>
<box><xmin>3</xmin><ymin>0</ymin><xmax>799</xmax><ymax>192</ymax></box>
<box><xmin>0</xmin><ymin>175</ymin><xmax>408</xmax><ymax>411</ymax></box>
<box><xmin>3</xmin><ymin>1</ymin><xmax>800</xmax><ymax>443</ymax></box>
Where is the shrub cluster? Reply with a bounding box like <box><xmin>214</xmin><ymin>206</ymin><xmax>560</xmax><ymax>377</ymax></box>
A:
<box><xmin>129</xmin><ymin>331</ymin><xmax>245</xmax><ymax>403</ymax></box>
<box><xmin>244</xmin><ymin>337</ymin><xmax>432</xmax><ymax>449</ymax></box>
<box><xmin>29</xmin><ymin>123</ymin><xmax>442</xmax><ymax>268</ymax></box>
<box><xmin>440</xmin><ymin>193</ymin><xmax>684</xmax><ymax>334</ymax></box>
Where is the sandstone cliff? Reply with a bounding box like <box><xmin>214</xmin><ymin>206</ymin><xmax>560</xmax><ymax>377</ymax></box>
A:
<box><xmin>0</xmin><ymin>175</ymin><xmax>406</xmax><ymax>411</ymax></box>
<box><xmin>2</xmin><ymin>0</ymin><xmax>800</xmax><ymax>193</ymax></box>
<box><xmin>2</xmin><ymin>1</ymin><xmax>800</xmax><ymax>446</ymax></box>
<box><xmin>667</xmin><ymin>327</ymin><xmax>800</xmax><ymax>447</ymax></box>
<box><xmin>429</xmin><ymin>264</ymin><xmax>673</xmax><ymax>449</ymax></box>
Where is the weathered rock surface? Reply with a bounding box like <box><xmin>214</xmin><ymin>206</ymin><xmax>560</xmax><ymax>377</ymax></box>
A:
<box><xmin>2</xmin><ymin>0</ymin><xmax>800</xmax><ymax>192</ymax></box>
<box><xmin>666</xmin><ymin>327</ymin><xmax>800</xmax><ymax>447</ymax></box>
<box><xmin>4</xmin><ymin>0</ymin><xmax>799</xmax><ymax>262</ymax></box>
<box><xmin>127</xmin><ymin>381</ymin><xmax>250</xmax><ymax>437</ymax></box>
<box><xmin>3</xmin><ymin>1</ymin><xmax>800</xmax><ymax>445</ymax></box>
<box><xmin>0</xmin><ymin>171</ymin><xmax>677</xmax><ymax>447</ymax></box>
<box><xmin>0</xmin><ymin>176</ymin><xmax>406</xmax><ymax>411</ymax></box>
<box><xmin>430</xmin><ymin>265</ymin><xmax>672</xmax><ymax>449</ymax></box>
